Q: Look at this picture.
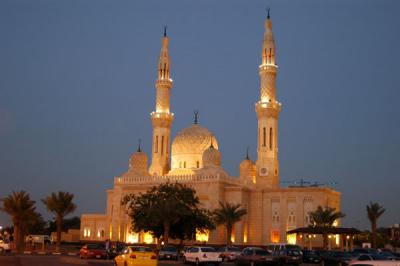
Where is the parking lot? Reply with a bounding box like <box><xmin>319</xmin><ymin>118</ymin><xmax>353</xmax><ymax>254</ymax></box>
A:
<box><xmin>0</xmin><ymin>254</ymin><xmax>318</xmax><ymax>266</ymax></box>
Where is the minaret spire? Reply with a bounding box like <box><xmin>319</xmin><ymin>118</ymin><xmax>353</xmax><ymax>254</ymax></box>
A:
<box><xmin>194</xmin><ymin>110</ymin><xmax>199</xmax><ymax>124</ymax></box>
<box><xmin>137</xmin><ymin>139</ymin><xmax>142</xmax><ymax>152</ymax></box>
<box><xmin>149</xmin><ymin>28</ymin><xmax>174</xmax><ymax>176</ymax></box>
<box><xmin>255</xmin><ymin>11</ymin><xmax>281</xmax><ymax>188</ymax></box>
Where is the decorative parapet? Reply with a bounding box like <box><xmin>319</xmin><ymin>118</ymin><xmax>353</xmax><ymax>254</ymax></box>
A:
<box><xmin>114</xmin><ymin>173</ymin><xmax>245</xmax><ymax>187</ymax></box>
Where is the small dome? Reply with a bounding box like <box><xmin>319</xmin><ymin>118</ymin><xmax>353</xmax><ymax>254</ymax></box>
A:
<box><xmin>170</xmin><ymin>124</ymin><xmax>218</xmax><ymax>171</ymax></box>
<box><xmin>202</xmin><ymin>144</ymin><xmax>221</xmax><ymax>167</ymax></box>
<box><xmin>239</xmin><ymin>158</ymin><xmax>256</xmax><ymax>180</ymax></box>
<box><xmin>129</xmin><ymin>151</ymin><xmax>148</xmax><ymax>172</ymax></box>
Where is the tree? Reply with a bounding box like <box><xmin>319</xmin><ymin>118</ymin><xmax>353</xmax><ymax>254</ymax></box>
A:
<box><xmin>213</xmin><ymin>202</ymin><xmax>247</xmax><ymax>245</ymax></box>
<box><xmin>123</xmin><ymin>182</ymin><xmax>214</xmax><ymax>245</ymax></box>
<box><xmin>0</xmin><ymin>191</ymin><xmax>37</xmax><ymax>252</ymax></box>
<box><xmin>26</xmin><ymin>212</ymin><xmax>47</xmax><ymax>235</ymax></box>
<box><xmin>170</xmin><ymin>208</ymin><xmax>215</xmax><ymax>242</ymax></box>
<box><xmin>46</xmin><ymin>216</ymin><xmax>81</xmax><ymax>235</ymax></box>
<box><xmin>366</xmin><ymin>202</ymin><xmax>385</xmax><ymax>248</ymax></box>
<box><xmin>41</xmin><ymin>191</ymin><xmax>76</xmax><ymax>252</ymax></box>
<box><xmin>309</xmin><ymin>206</ymin><xmax>345</xmax><ymax>249</ymax></box>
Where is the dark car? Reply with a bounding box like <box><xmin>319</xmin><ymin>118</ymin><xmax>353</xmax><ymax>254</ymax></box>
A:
<box><xmin>218</xmin><ymin>246</ymin><xmax>242</xmax><ymax>262</ymax></box>
<box><xmin>80</xmin><ymin>243</ymin><xmax>107</xmax><ymax>259</ymax></box>
<box><xmin>266</xmin><ymin>244</ymin><xmax>303</xmax><ymax>266</ymax></box>
<box><xmin>236</xmin><ymin>247</ymin><xmax>275</xmax><ymax>266</ymax></box>
<box><xmin>302</xmin><ymin>250</ymin><xmax>322</xmax><ymax>264</ymax></box>
<box><xmin>109</xmin><ymin>242</ymin><xmax>126</xmax><ymax>259</ymax></box>
<box><xmin>158</xmin><ymin>246</ymin><xmax>179</xmax><ymax>260</ymax></box>
<box><xmin>357</xmin><ymin>254</ymin><xmax>392</xmax><ymax>261</ymax></box>
<box><xmin>352</xmin><ymin>248</ymin><xmax>379</xmax><ymax>257</ymax></box>
<box><xmin>379</xmin><ymin>251</ymin><xmax>400</xmax><ymax>261</ymax></box>
<box><xmin>322</xmin><ymin>251</ymin><xmax>353</xmax><ymax>266</ymax></box>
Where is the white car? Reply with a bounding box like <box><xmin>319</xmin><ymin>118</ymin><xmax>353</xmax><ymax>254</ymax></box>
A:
<box><xmin>183</xmin><ymin>246</ymin><xmax>222</xmax><ymax>266</ymax></box>
<box><xmin>0</xmin><ymin>240</ymin><xmax>11</xmax><ymax>253</ymax></box>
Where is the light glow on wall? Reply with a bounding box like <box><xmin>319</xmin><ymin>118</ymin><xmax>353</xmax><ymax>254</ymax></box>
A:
<box><xmin>271</xmin><ymin>230</ymin><xmax>280</xmax><ymax>243</ymax></box>
<box><xmin>196</xmin><ymin>230</ymin><xmax>209</xmax><ymax>242</ymax></box>
<box><xmin>126</xmin><ymin>232</ymin><xmax>139</xmax><ymax>243</ymax></box>
<box><xmin>143</xmin><ymin>232</ymin><xmax>154</xmax><ymax>244</ymax></box>
<box><xmin>286</xmin><ymin>233</ymin><xmax>296</xmax><ymax>244</ymax></box>
<box><xmin>109</xmin><ymin>224</ymin><xmax>112</xmax><ymax>239</ymax></box>
<box><xmin>231</xmin><ymin>234</ymin><xmax>235</xmax><ymax>243</ymax></box>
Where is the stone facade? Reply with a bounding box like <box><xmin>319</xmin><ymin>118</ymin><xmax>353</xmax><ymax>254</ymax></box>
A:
<box><xmin>81</xmin><ymin>14</ymin><xmax>341</xmax><ymax>246</ymax></box>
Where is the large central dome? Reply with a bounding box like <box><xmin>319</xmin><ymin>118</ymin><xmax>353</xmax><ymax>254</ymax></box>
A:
<box><xmin>170</xmin><ymin>124</ymin><xmax>218</xmax><ymax>173</ymax></box>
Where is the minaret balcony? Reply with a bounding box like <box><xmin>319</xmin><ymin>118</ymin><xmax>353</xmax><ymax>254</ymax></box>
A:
<box><xmin>259</xmin><ymin>64</ymin><xmax>278</xmax><ymax>72</ymax></box>
<box><xmin>255</xmin><ymin>100</ymin><xmax>281</xmax><ymax>118</ymax></box>
<box><xmin>150</xmin><ymin>111</ymin><xmax>174</xmax><ymax>127</ymax></box>
<box><xmin>156</xmin><ymin>78</ymin><xmax>173</xmax><ymax>87</ymax></box>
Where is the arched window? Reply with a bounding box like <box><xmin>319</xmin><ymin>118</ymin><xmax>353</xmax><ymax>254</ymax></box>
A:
<box><xmin>161</xmin><ymin>136</ymin><xmax>164</xmax><ymax>155</ymax></box>
<box><xmin>263</xmin><ymin>127</ymin><xmax>266</xmax><ymax>147</ymax></box>
<box><xmin>166</xmin><ymin>137</ymin><xmax>169</xmax><ymax>154</ymax></box>
<box><xmin>196</xmin><ymin>161</ymin><xmax>199</xmax><ymax>168</ymax></box>
<box><xmin>184</xmin><ymin>161</ymin><xmax>186</xmax><ymax>168</ymax></box>
<box><xmin>155</xmin><ymin>136</ymin><xmax>158</xmax><ymax>153</ymax></box>
<box><xmin>269</xmin><ymin>128</ymin><xmax>273</xmax><ymax>150</ymax></box>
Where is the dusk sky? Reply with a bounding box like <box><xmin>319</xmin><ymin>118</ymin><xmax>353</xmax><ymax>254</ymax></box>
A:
<box><xmin>1</xmin><ymin>0</ymin><xmax>399</xmax><ymax>230</ymax></box>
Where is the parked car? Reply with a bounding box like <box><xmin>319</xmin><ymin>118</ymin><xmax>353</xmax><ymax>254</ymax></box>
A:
<box><xmin>236</xmin><ymin>247</ymin><xmax>275</xmax><ymax>266</ymax></box>
<box><xmin>80</xmin><ymin>243</ymin><xmax>107</xmax><ymax>259</ymax></box>
<box><xmin>218</xmin><ymin>246</ymin><xmax>242</xmax><ymax>262</ymax></box>
<box><xmin>0</xmin><ymin>240</ymin><xmax>11</xmax><ymax>253</ymax></box>
<box><xmin>380</xmin><ymin>251</ymin><xmax>400</xmax><ymax>261</ymax></box>
<box><xmin>109</xmin><ymin>242</ymin><xmax>126</xmax><ymax>259</ymax></box>
<box><xmin>266</xmin><ymin>244</ymin><xmax>302</xmax><ymax>266</ymax></box>
<box><xmin>322</xmin><ymin>251</ymin><xmax>353</xmax><ymax>266</ymax></box>
<box><xmin>183</xmin><ymin>246</ymin><xmax>222</xmax><ymax>266</ymax></box>
<box><xmin>25</xmin><ymin>235</ymin><xmax>51</xmax><ymax>244</ymax></box>
<box><xmin>352</xmin><ymin>248</ymin><xmax>379</xmax><ymax>256</ymax></box>
<box><xmin>349</xmin><ymin>261</ymin><xmax>400</xmax><ymax>266</ymax></box>
<box><xmin>114</xmin><ymin>246</ymin><xmax>157</xmax><ymax>266</ymax></box>
<box><xmin>302</xmin><ymin>250</ymin><xmax>322</xmax><ymax>264</ymax></box>
<box><xmin>356</xmin><ymin>254</ymin><xmax>392</xmax><ymax>261</ymax></box>
<box><xmin>158</xmin><ymin>245</ymin><xmax>179</xmax><ymax>260</ymax></box>
<box><xmin>181</xmin><ymin>246</ymin><xmax>193</xmax><ymax>258</ymax></box>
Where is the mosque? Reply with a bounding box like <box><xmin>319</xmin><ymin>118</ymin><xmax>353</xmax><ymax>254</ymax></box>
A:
<box><xmin>80</xmin><ymin>13</ymin><xmax>341</xmax><ymax>246</ymax></box>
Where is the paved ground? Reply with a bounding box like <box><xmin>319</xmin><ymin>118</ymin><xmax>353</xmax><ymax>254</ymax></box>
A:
<box><xmin>0</xmin><ymin>255</ymin><xmax>113</xmax><ymax>266</ymax></box>
<box><xmin>0</xmin><ymin>255</ymin><xmax>317</xmax><ymax>266</ymax></box>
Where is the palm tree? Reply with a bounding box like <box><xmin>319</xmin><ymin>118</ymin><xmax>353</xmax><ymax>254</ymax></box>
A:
<box><xmin>0</xmin><ymin>191</ymin><xmax>37</xmax><ymax>253</ymax></box>
<box><xmin>42</xmin><ymin>191</ymin><xmax>76</xmax><ymax>252</ymax></box>
<box><xmin>366</xmin><ymin>202</ymin><xmax>385</xmax><ymax>248</ymax></box>
<box><xmin>309</xmin><ymin>206</ymin><xmax>345</xmax><ymax>249</ymax></box>
<box><xmin>213</xmin><ymin>202</ymin><xmax>247</xmax><ymax>245</ymax></box>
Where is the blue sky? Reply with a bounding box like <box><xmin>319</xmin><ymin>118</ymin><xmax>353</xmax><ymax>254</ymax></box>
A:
<box><xmin>0</xmin><ymin>0</ymin><xmax>399</xmax><ymax>230</ymax></box>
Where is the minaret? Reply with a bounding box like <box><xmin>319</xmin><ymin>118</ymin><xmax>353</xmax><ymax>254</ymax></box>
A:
<box><xmin>255</xmin><ymin>10</ymin><xmax>282</xmax><ymax>188</ymax></box>
<box><xmin>149</xmin><ymin>27</ymin><xmax>174</xmax><ymax>176</ymax></box>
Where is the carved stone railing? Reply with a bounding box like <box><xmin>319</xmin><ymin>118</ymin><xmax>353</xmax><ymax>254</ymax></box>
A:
<box><xmin>114</xmin><ymin>173</ymin><xmax>244</xmax><ymax>187</ymax></box>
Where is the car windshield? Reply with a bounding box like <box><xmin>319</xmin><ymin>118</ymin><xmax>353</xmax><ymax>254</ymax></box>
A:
<box><xmin>201</xmin><ymin>247</ymin><xmax>216</xmax><ymax>252</ymax></box>
<box><xmin>371</xmin><ymin>254</ymin><xmax>389</xmax><ymax>260</ymax></box>
<box><xmin>304</xmin><ymin>250</ymin><xmax>318</xmax><ymax>255</ymax></box>
<box><xmin>288</xmin><ymin>250</ymin><xmax>301</xmax><ymax>256</ymax></box>
<box><xmin>228</xmin><ymin>247</ymin><xmax>241</xmax><ymax>252</ymax></box>
<box><xmin>161</xmin><ymin>246</ymin><xmax>177</xmax><ymax>252</ymax></box>
<box><xmin>255</xmin><ymin>249</ymin><xmax>269</xmax><ymax>256</ymax></box>
<box><xmin>87</xmin><ymin>244</ymin><xmax>105</xmax><ymax>250</ymax></box>
<box><xmin>333</xmin><ymin>252</ymin><xmax>352</xmax><ymax>258</ymax></box>
<box><xmin>286</xmin><ymin>245</ymin><xmax>301</xmax><ymax>250</ymax></box>
<box><xmin>131</xmin><ymin>246</ymin><xmax>152</xmax><ymax>252</ymax></box>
